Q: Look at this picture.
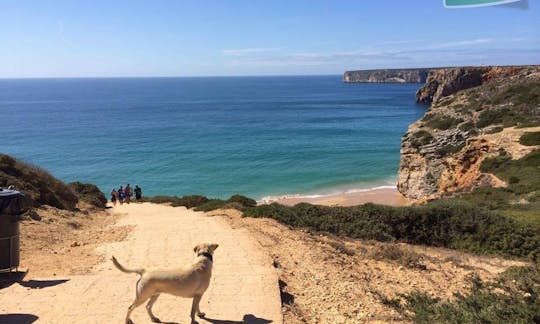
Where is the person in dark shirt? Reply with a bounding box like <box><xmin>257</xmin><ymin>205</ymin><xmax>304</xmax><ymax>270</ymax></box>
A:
<box><xmin>134</xmin><ymin>185</ymin><xmax>142</xmax><ymax>202</ymax></box>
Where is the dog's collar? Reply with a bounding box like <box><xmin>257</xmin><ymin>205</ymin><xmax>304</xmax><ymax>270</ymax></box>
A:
<box><xmin>197</xmin><ymin>252</ymin><xmax>213</xmax><ymax>262</ymax></box>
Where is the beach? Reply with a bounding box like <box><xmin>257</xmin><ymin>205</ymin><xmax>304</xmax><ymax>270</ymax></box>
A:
<box><xmin>262</xmin><ymin>186</ymin><xmax>410</xmax><ymax>207</ymax></box>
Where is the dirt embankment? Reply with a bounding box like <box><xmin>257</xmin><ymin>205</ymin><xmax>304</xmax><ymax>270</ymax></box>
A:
<box><xmin>209</xmin><ymin>209</ymin><xmax>527</xmax><ymax>323</ymax></box>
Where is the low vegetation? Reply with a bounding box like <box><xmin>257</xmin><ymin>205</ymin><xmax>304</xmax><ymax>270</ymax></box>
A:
<box><xmin>243</xmin><ymin>200</ymin><xmax>540</xmax><ymax>261</ymax></box>
<box><xmin>411</xmin><ymin>130</ymin><xmax>433</xmax><ymax>149</ymax></box>
<box><xmin>520</xmin><ymin>131</ymin><xmax>540</xmax><ymax>146</ymax></box>
<box><xmin>384</xmin><ymin>266</ymin><xmax>540</xmax><ymax>323</ymax></box>
<box><xmin>436</xmin><ymin>143</ymin><xmax>465</xmax><ymax>157</ymax></box>
<box><xmin>424</xmin><ymin>114</ymin><xmax>463</xmax><ymax>130</ymax></box>
<box><xmin>0</xmin><ymin>154</ymin><xmax>106</xmax><ymax>210</ymax></box>
<box><xmin>144</xmin><ymin>194</ymin><xmax>256</xmax><ymax>212</ymax></box>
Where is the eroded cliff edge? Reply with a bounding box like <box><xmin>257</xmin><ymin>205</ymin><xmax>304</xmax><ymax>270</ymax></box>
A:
<box><xmin>343</xmin><ymin>68</ymin><xmax>429</xmax><ymax>83</ymax></box>
<box><xmin>397</xmin><ymin>66</ymin><xmax>540</xmax><ymax>201</ymax></box>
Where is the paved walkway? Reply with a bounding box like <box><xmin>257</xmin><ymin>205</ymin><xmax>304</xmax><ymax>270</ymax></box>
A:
<box><xmin>0</xmin><ymin>203</ymin><xmax>282</xmax><ymax>324</ymax></box>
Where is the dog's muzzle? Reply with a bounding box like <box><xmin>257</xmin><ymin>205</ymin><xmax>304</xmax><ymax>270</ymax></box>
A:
<box><xmin>198</xmin><ymin>252</ymin><xmax>213</xmax><ymax>262</ymax></box>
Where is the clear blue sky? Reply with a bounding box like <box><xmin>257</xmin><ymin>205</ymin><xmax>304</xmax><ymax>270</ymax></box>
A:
<box><xmin>1</xmin><ymin>0</ymin><xmax>539</xmax><ymax>77</ymax></box>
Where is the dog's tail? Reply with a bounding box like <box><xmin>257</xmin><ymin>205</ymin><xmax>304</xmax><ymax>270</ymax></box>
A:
<box><xmin>111</xmin><ymin>256</ymin><xmax>144</xmax><ymax>275</ymax></box>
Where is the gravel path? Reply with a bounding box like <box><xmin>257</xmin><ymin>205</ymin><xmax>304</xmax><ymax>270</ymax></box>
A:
<box><xmin>0</xmin><ymin>203</ymin><xmax>282</xmax><ymax>324</ymax></box>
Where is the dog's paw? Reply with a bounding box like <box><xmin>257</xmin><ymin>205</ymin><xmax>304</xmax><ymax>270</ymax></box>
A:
<box><xmin>150</xmin><ymin>316</ymin><xmax>161</xmax><ymax>323</ymax></box>
<box><xmin>197</xmin><ymin>312</ymin><xmax>206</xmax><ymax>318</ymax></box>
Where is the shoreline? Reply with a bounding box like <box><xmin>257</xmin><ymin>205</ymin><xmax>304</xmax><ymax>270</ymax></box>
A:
<box><xmin>259</xmin><ymin>186</ymin><xmax>410</xmax><ymax>207</ymax></box>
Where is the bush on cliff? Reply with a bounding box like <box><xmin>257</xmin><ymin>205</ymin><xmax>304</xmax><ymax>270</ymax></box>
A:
<box><xmin>243</xmin><ymin>200</ymin><xmax>540</xmax><ymax>261</ymax></box>
<box><xmin>385</xmin><ymin>266</ymin><xmax>540</xmax><ymax>323</ymax></box>
<box><xmin>0</xmin><ymin>154</ymin><xmax>107</xmax><ymax>210</ymax></box>
<box><xmin>68</xmin><ymin>181</ymin><xmax>108</xmax><ymax>208</ymax></box>
<box><xmin>520</xmin><ymin>132</ymin><xmax>540</xmax><ymax>146</ymax></box>
<box><xmin>145</xmin><ymin>194</ymin><xmax>256</xmax><ymax>211</ymax></box>
<box><xmin>0</xmin><ymin>154</ymin><xmax>78</xmax><ymax>210</ymax></box>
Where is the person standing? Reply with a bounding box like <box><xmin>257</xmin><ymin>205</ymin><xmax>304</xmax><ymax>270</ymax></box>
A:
<box><xmin>134</xmin><ymin>185</ymin><xmax>142</xmax><ymax>202</ymax></box>
<box><xmin>118</xmin><ymin>186</ymin><xmax>125</xmax><ymax>204</ymax></box>
<box><xmin>111</xmin><ymin>188</ymin><xmax>118</xmax><ymax>206</ymax></box>
<box><xmin>125</xmin><ymin>184</ymin><xmax>132</xmax><ymax>204</ymax></box>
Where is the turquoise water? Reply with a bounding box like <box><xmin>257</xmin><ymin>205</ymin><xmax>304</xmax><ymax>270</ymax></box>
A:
<box><xmin>1</xmin><ymin>76</ymin><xmax>426</xmax><ymax>199</ymax></box>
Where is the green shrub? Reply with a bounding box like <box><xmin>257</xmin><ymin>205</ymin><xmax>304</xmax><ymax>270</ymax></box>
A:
<box><xmin>175</xmin><ymin>195</ymin><xmax>209</xmax><ymax>208</ymax></box>
<box><xmin>520</xmin><ymin>132</ymin><xmax>540</xmax><ymax>146</ymax></box>
<box><xmin>244</xmin><ymin>200</ymin><xmax>540</xmax><ymax>260</ymax></box>
<box><xmin>386</xmin><ymin>266</ymin><xmax>540</xmax><ymax>323</ymax></box>
<box><xmin>146</xmin><ymin>193</ymin><xmax>257</xmax><ymax>212</ymax></box>
<box><xmin>0</xmin><ymin>154</ymin><xmax>79</xmax><ymax>210</ymax></box>
<box><xmin>485</xmin><ymin>126</ymin><xmax>504</xmax><ymax>134</ymax></box>
<box><xmin>476</xmin><ymin>109</ymin><xmax>507</xmax><ymax>128</ymax></box>
<box><xmin>195</xmin><ymin>199</ymin><xmax>227</xmax><ymax>211</ymax></box>
<box><xmin>227</xmin><ymin>194</ymin><xmax>257</xmax><ymax>207</ymax></box>
<box><xmin>458</xmin><ymin>121</ymin><xmax>475</xmax><ymax>132</ymax></box>
<box><xmin>411</xmin><ymin>130</ymin><xmax>433</xmax><ymax>149</ymax></box>
<box><xmin>425</xmin><ymin>115</ymin><xmax>464</xmax><ymax>130</ymax></box>
<box><xmin>436</xmin><ymin>143</ymin><xmax>465</xmax><ymax>157</ymax></box>
<box><xmin>480</xmin><ymin>150</ymin><xmax>511</xmax><ymax>172</ymax></box>
<box><xmin>68</xmin><ymin>181</ymin><xmax>107</xmax><ymax>208</ymax></box>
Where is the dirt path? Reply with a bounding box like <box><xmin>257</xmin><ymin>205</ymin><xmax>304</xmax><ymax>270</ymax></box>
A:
<box><xmin>0</xmin><ymin>203</ymin><xmax>283</xmax><ymax>324</ymax></box>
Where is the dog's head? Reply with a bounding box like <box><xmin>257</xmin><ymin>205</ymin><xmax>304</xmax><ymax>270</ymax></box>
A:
<box><xmin>193</xmin><ymin>243</ymin><xmax>219</xmax><ymax>256</ymax></box>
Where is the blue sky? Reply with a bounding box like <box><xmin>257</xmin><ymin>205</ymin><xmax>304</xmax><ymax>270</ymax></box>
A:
<box><xmin>1</xmin><ymin>0</ymin><xmax>539</xmax><ymax>77</ymax></box>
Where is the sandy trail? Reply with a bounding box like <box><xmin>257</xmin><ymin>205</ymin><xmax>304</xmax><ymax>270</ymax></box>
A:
<box><xmin>0</xmin><ymin>203</ymin><xmax>282</xmax><ymax>324</ymax></box>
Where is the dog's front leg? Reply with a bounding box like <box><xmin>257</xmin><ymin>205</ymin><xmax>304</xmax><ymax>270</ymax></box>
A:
<box><xmin>190</xmin><ymin>294</ymin><xmax>205</xmax><ymax>322</ymax></box>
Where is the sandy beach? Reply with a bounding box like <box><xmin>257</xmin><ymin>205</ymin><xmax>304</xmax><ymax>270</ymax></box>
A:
<box><xmin>264</xmin><ymin>187</ymin><xmax>410</xmax><ymax>207</ymax></box>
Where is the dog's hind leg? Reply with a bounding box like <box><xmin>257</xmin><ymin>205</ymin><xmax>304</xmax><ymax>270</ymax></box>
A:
<box><xmin>146</xmin><ymin>294</ymin><xmax>161</xmax><ymax>323</ymax></box>
<box><xmin>126</xmin><ymin>287</ymin><xmax>154</xmax><ymax>324</ymax></box>
<box><xmin>125</xmin><ymin>297</ymin><xmax>146</xmax><ymax>324</ymax></box>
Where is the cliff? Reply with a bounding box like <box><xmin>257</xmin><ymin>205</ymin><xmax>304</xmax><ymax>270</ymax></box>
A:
<box><xmin>343</xmin><ymin>68</ymin><xmax>429</xmax><ymax>83</ymax></box>
<box><xmin>397</xmin><ymin>66</ymin><xmax>540</xmax><ymax>200</ymax></box>
<box><xmin>416</xmin><ymin>66</ymin><xmax>530</xmax><ymax>104</ymax></box>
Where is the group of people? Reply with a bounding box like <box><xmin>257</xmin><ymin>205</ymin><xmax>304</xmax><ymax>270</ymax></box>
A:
<box><xmin>110</xmin><ymin>184</ymin><xmax>142</xmax><ymax>205</ymax></box>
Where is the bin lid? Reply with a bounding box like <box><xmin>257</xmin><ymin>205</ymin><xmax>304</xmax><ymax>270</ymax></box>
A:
<box><xmin>0</xmin><ymin>188</ymin><xmax>27</xmax><ymax>216</ymax></box>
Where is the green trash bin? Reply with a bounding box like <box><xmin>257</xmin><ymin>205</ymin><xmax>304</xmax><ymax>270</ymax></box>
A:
<box><xmin>0</xmin><ymin>188</ymin><xmax>27</xmax><ymax>272</ymax></box>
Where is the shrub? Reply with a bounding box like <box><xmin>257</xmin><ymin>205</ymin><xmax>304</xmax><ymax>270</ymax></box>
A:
<box><xmin>520</xmin><ymin>132</ymin><xmax>540</xmax><ymax>146</ymax></box>
<box><xmin>386</xmin><ymin>266</ymin><xmax>540</xmax><ymax>323</ymax></box>
<box><xmin>425</xmin><ymin>115</ymin><xmax>464</xmax><ymax>130</ymax></box>
<box><xmin>68</xmin><ymin>181</ymin><xmax>107</xmax><ymax>208</ymax></box>
<box><xmin>476</xmin><ymin>109</ymin><xmax>507</xmax><ymax>128</ymax></box>
<box><xmin>411</xmin><ymin>130</ymin><xmax>433</xmax><ymax>149</ymax></box>
<box><xmin>194</xmin><ymin>199</ymin><xmax>227</xmax><ymax>212</ymax></box>
<box><xmin>436</xmin><ymin>143</ymin><xmax>465</xmax><ymax>157</ymax></box>
<box><xmin>0</xmin><ymin>154</ymin><xmax>79</xmax><ymax>210</ymax></box>
<box><xmin>175</xmin><ymin>195</ymin><xmax>209</xmax><ymax>208</ymax></box>
<box><xmin>227</xmin><ymin>194</ymin><xmax>257</xmax><ymax>207</ymax></box>
<box><xmin>244</xmin><ymin>200</ymin><xmax>540</xmax><ymax>260</ymax></box>
<box><xmin>485</xmin><ymin>126</ymin><xmax>504</xmax><ymax>134</ymax></box>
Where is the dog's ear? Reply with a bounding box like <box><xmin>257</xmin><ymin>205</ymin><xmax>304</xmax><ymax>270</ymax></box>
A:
<box><xmin>210</xmin><ymin>243</ymin><xmax>219</xmax><ymax>252</ymax></box>
<box><xmin>193</xmin><ymin>245</ymin><xmax>200</xmax><ymax>254</ymax></box>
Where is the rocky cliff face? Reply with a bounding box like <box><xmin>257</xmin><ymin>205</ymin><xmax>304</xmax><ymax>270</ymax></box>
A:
<box><xmin>416</xmin><ymin>66</ymin><xmax>528</xmax><ymax>104</ymax></box>
<box><xmin>343</xmin><ymin>69</ymin><xmax>429</xmax><ymax>83</ymax></box>
<box><xmin>398</xmin><ymin>67</ymin><xmax>540</xmax><ymax>200</ymax></box>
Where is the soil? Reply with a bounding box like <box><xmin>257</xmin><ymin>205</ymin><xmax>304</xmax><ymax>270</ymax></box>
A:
<box><xmin>207</xmin><ymin>209</ymin><xmax>528</xmax><ymax>323</ymax></box>
<box><xmin>18</xmin><ymin>204</ymin><xmax>132</xmax><ymax>277</ymax></box>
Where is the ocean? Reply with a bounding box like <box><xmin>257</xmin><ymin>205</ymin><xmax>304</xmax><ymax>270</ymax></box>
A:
<box><xmin>1</xmin><ymin>76</ymin><xmax>426</xmax><ymax>200</ymax></box>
